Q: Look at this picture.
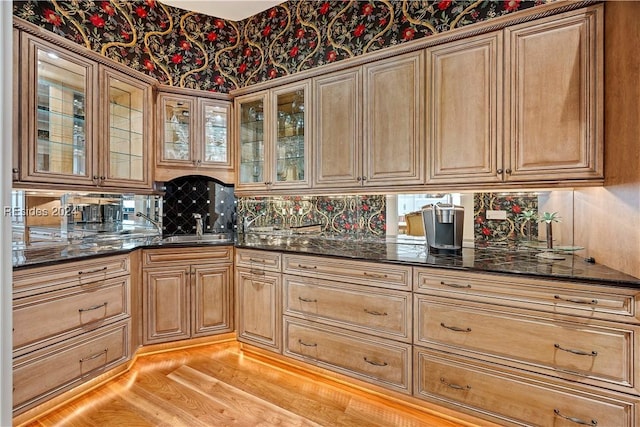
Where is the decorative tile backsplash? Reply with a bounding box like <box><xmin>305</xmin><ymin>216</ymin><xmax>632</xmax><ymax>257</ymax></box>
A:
<box><xmin>473</xmin><ymin>193</ymin><xmax>539</xmax><ymax>244</ymax></box>
<box><xmin>161</xmin><ymin>176</ymin><xmax>236</xmax><ymax>236</ymax></box>
<box><xmin>237</xmin><ymin>195</ymin><xmax>386</xmax><ymax>236</ymax></box>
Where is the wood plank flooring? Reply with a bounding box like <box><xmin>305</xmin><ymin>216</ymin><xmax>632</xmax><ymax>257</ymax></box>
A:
<box><xmin>22</xmin><ymin>342</ymin><xmax>477</xmax><ymax>427</ymax></box>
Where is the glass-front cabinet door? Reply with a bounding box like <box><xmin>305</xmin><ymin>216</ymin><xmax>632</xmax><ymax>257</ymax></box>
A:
<box><xmin>237</xmin><ymin>92</ymin><xmax>268</xmax><ymax>189</ymax></box>
<box><xmin>21</xmin><ymin>34</ymin><xmax>96</xmax><ymax>185</ymax></box>
<box><xmin>272</xmin><ymin>81</ymin><xmax>309</xmax><ymax>188</ymax></box>
<box><xmin>157</xmin><ymin>94</ymin><xmax>195</xmax><ymax>166</ymax></box>
<box><xmin>102</xmin><ymin>67</ymin><xmax>151</xmax><ymax>187</ymax></box>
<box><xmin>199</xmin><ymin>99</ymin><xmax>232</xmax><ymax>169</ymax></box>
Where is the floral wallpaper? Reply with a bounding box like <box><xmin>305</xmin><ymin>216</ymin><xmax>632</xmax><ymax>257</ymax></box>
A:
<box><xmin>14</xmin><ymin>0</ymin><xmax>549</xmax><ymax>92</ymax></box>
<box><xmin>474</xmin><ymin>192</ymin><xmax>539</xmax><ymax>244</ymax></box>
<box><xmin>238</xmin><ymin>195</ymin><xmax>386</xmax><ymax>236</ymax></box>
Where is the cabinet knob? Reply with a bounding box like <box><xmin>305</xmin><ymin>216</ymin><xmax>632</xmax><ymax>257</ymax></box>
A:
<box><xmin>12</xmin><ymin>168</ymin><xmax>18</xmax><ymax>174</ymax></box>
<box><xmin>505</xmin><ymin>168</ymin><xmax>512</xmax><ymax>175</ymax></box>
<box><xmin>195</xmin><ymin>160</ymin><xmax>201</xmax><ymax>166</ymax></box>
<box><xmin>357</xmin><ymin>177</ymin><xmax>362</xmax><ymax>182</ymax></box>
<box><xmin>497</xmin><ymin>169</ymin><xmax>503</xmax><ymax>174</ymax></box>
<box><xmin>362</xmin><ymin>176</ymin><xmax>367</xmax><ymax>181</ymax></box>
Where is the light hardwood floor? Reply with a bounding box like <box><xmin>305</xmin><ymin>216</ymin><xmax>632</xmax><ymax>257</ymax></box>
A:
<box><xmin>22</xmin><ymin>341</ymin><xmax>481</xmax><ymax>427</ymax></box>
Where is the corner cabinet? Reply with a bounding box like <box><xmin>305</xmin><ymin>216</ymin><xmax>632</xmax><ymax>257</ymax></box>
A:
<box><xmin>235</xmin><ymin>81</ymin><xmax>311</xmax><ymax>193</ymax></box>
<box><xmin>142</xmin><ymin>247</ymin><xmax>233</xmax><ymax>345</ymax></box>
<box><xmin>313</xmin><ymin>50</ymin><xmax>424</xmax><ymax>190</ymax></box>
<box><xmin>17</xmin><ymin>30</ymin><xmax>154</xmax><ymax>190</ymax></box>
<box><xmin>155</xmin><ymin>88</ymin><xmax>233</xmax><ymax>183</ymax></box>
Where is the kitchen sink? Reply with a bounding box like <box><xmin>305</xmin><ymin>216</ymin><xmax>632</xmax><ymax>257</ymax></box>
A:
<box><xmin>161</xmin><ymin>234</ymin><xmax>233</xmax><ymax>244</ymax></box>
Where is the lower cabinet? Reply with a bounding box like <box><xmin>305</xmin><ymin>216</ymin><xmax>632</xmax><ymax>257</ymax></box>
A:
<box><xmin>142</xmin><ymin>247</ymin><xmax>233</xmax><ymax>345</ymax></box>
<box><xmin>235</xmin><ymin>249</ymin><xmax>282</xmax><ymax>353</ymax></box>
<box><xmin>12</xmin><ymin>254</ymin><xmax>132</xmax><ymax>415</ymax></box>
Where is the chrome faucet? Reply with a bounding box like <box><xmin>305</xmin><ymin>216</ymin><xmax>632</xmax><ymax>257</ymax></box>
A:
<box><xmin>193</xmin><ymin>213</ymin><xmax>203</xmax><ymax>237</ymax></box>
<box><xmin>136</xmin><ymin>212</ymin><xmax>162</xmax><ymax>235</ymax></box>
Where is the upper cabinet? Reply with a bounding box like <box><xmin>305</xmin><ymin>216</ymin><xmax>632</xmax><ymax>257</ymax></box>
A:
<box><xmin>503</xmin><ymin>5</ymin><xmax>603</xmax><ymax>183</ymax></box>
<box><xmin>313</xmin><ymin>51</ymin><xmax>424</xmax><ymax>190</ymax></box>
<box><xmin>18</xmin><ymin>32</ymin><xmax>154</xmax><ymax>190</ymax></box>
<box><xmin>236</xmin><ymin>81</ymin><xmax>310</xmax><ymax>192</ymax></box>
<box><xmin>155</xmin><ymin>88</ymin><xmax>233</xmax><ymax>183</ymax></box>
<box><xmin>426</xmin><ymin>32</ymin><xmax>503</xmax><ymax>185</ymax></box>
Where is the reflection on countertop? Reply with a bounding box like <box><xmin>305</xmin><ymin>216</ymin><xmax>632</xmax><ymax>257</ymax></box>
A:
<box><xmin>235</xmin><ymin>233</ymin><xmax>640</xmax><ymax>286</ymax></box>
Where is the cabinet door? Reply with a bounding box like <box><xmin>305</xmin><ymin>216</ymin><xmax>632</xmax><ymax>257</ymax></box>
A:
<box><xmin>313</xmin><ymin>69</ymin><xmax>362</xmax><ymax>188</ymax></box>
<box><xmin>198</xmin><ymin>98</ymin><xmax>232</xmax><ymax>169</ymax></box>
<box><xmin>21</xmin><ymin>33</ymin><xmax>97</xmax><ymax>185</ymax></box>
<box><xmin>143</xmin><ymin>267</ymin><xmax>190</xmax><ymax>344</ymax></box>
<box><xmin>192</xmin><ymin>263</ymin><xmax>233</xmax><ymax>337</ymax></box>
<box><xmin>364</xmin><ymin>51</ymin><xmax>424</xmax><ymax>186</ymax></box>
<box><xmin>101</xmin><ymin>67</ymin><xmax>152</xmax><ymax>188</ymax></box>
<box><xmin>236</xmin><ymin>91</ymin><xmax>270</xmax><ymax>190</ymax></box>
<box><xmin>427</xmin><ymin>32</ymin><xmax>503</xmax><ymax>184</ymax></box>
<box><xmin>271</xmin><ymin>81</ymin><xmax>311</xmax><ymax>189</ymax></box>
<box><xmin>235</xmin><ymin>268</ymin><xmax>281</xmax><ymax>352</ymax></box>
<box><xmin>157</xmin><ymin>93</ymin><xmax>195</xmax><ymax>167</ymax></box>
<box><xmin>504</xmin><ymin>5</ymin><xmax>603</xmax><ymax>182</ymax></box>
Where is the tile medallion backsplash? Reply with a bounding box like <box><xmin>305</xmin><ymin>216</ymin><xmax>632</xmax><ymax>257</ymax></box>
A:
<box><xmin>238</xmin><ymin>195</ymin><xmax>386</xmax><ymax>236</ymax></box>
<box><xmin>162</xmin><ymin>175</ymin><xmax>236</xmax><ymax>236</ymax></box>
<box><xmin>473</xmin><ymin>192</ymin><xmax>539</xmax><ymax>244</ymax></box>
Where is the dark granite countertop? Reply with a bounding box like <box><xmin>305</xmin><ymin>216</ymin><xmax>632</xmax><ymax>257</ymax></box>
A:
<box><xmin>13</xmin><ymin>233</ymin><xmax>640</xmax><ymax>288</ymax></box>
<box><xmin>235</xmin><ymin>234</ymin><xmax>640</xmax><ymax>287</ymax></box>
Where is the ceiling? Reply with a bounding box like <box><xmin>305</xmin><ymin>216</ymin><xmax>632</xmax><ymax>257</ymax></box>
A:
<box><xmin>160</xmin><ymin>0</ymin><xmax>285</xmax><ymax>21</ymax></box>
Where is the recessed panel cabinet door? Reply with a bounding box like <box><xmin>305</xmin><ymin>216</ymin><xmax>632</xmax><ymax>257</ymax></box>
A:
<box><xmin>426</xmin><ymin>32</ymin><xmax>503</xmax><ymax>184</ymax></box>
<box><xmin>313</xmin><ymin>69</ymin><xmax>362</xmax><ymax>188</ymax></box>
<box><xmin>363</xmin><ymin>51</ymin><xmax>425</xmax><ymax>186</ymax></box>
<box><xmin>192</xmin><ymin>264</ymin><xmax>233</xmax><ymax>337</ymax></box>
<box><xmin>143</xmin><ymin>267</ymin><xmax>190</xmax><ymax>344</ymax></box>
<box><xmin>504</xmin><ymin>5</ymin><xmax>603</xmax><ymax>181</ymax></box>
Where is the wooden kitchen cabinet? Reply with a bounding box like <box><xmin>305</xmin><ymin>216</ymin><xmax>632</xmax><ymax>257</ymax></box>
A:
<box><xmin>235</xmin><ymin>249</ymin><xmax>282</xmax><ymax>352</ymax></box>
<box><xmin>155</xmin><ymin>87</ymin><xmax>233</xmax><ymax>183</ymax></box>
<box><xmin>235</xmin><ymin>81</ymin><xmax>310</xmax><ymax>192</ymax></box>
<box><xmin>426</xmin><ymin>32</ymin><xmax>503</xmax><ymax>184</ymax></box>
<box><xmin>12</xmin><ymin>254</ymin><xmax>132</xmax><ymax>415</ymax></box>
<box><xmin>18</xmin><ymin>30</ymin><xmax>154</xmax><ymax>189</ymax></box>
<box><xmin>314</xmin><ymin>51</ymin><xmax>424</xmax><ymax>190</ymax></box>
<box><xmin>142</xmin><ymin>247</ymin><xmax>233</xmax><ymax>345</ymax></box>
<box><xmin>503</xmin><ymin>5</ymin><xmax>603</xmax><ymax>183</ymax></box>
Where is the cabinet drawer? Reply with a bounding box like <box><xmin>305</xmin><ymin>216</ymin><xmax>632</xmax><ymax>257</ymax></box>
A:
<box><xmin>283</xmin><ymin>275</ymin><xmax>411</xmax><ymax>343</ymax></box>
<box><xmin>143</xmin><ymin>246</ymin><xmax>232</xmax><ymax>267</ymax></box>
<box><xmin>13</xmin><ymin>275</ymin><xmax>130</xmax><ymax>354</ymax></box>
<box><xmin>235</xmin><ymin>249</ymin><xmax>281</xmax><ymax>272</ymax></box>
<box><xmin>13</xmin><ymin>321</ymin><xmax>130</xmax><ymax>414</ymax></box>
<box><xmin>414</xmin><ymin>267</ymin><xmax>640</xmax><ymax>324</ymax></box>
<box><xmin>415</xmin><ymin>296</ymin><xmax>639</xmax><ymax>393</ymax></box>
<box><xmin>284</xmin><ymin>317</ymin><xmax>411</xmax><ymax>394</ymax></box>
<box><xmin>283</xmin><ymin>254</ymin><xmax>411</xmax><ymax>291</ymax></box>
<box><xmin>13</xmin><ymin>254</ymin><xmax>130</xmax><ymax>296</ymax></box>
<box><xmin>414</xmin><ymin>347</ymin><xmax>637</xmax><ymax>427</ymax></box>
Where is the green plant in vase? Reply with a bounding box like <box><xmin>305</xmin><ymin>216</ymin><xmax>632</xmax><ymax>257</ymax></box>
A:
<box><xmin>539</xmin><ymin>211</ymin><xmax>561</xmax><ymax>249</ymax></box>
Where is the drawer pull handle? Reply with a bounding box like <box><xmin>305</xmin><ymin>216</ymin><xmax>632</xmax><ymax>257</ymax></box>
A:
<box><xmin>78</xmin><ymin>302</ymin><xmax>108</xmax><ymax>313</ymax></box>
<box><xmin>363</xmin><ymin>357</ymin><xmax>388</xmax><ymax>367</ymax></box>
<box><xmin>441</xmin><ymin>281</ymin><xmax>471</xmax><ymax>289</ymax></box>
<box><xmin>249</xmin><ymin>269</ymin><xmax>265</xmax><ymax>275</ymax></box>
<box><xmin>553</xmin><ymin>409</ymin><xmax>597</xmax><ymax>426</ymax></box>
<box><xmin>554</xmin><ymin>295</ymin><xmax>598</xmax><ymax>305</ymax></box>
<box><xmin>440</xmin><ymin>322</ymin><xmax>471</xmax><ymax>333</ymax></box>
<box><xmin>297</xmin><ymin>264</ymin><xmax>317</xmax><ymax>270</ymax></box>
<box><xmin>80</xmin><ymin>348</ymin><xmax>108</xmax><ymax>363</ymax></box>
<box><xmin>79</xmin><ymin>266</ymin><xmax>108</xmax><ymax>275</ymax></box>
<box><xmin>298</xmin><ymin>339</ymin><xmax>317</xmax><ymax>347</ymax></box>
<box><xmin>440</xmin><ymin>377</ymin><xmax>471</xmax><ymax>390</ymax></box>
<box><xmin>554</xmin><ymin>344</ymin><xmax>598</xmax><ymax>357</ymax></box>
<box><xmin>298</xmin><ymin>297</ymin><xmax>317</xmax><ymax>303</ymax></box>
<box><xmin>363</xmin><ymin>272</ymin><xmax>387</xmax><ymax>279</ymax></box>
<box><xmin>364</xmin><ymin>309</ymin><xmax>388</xmax><ymax>316</ymax></box>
